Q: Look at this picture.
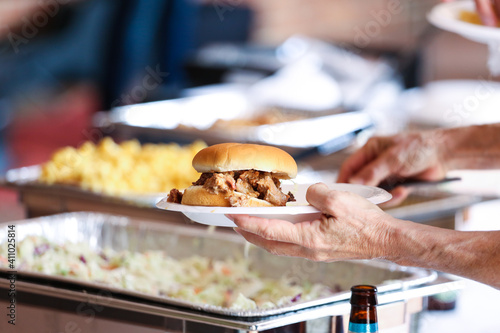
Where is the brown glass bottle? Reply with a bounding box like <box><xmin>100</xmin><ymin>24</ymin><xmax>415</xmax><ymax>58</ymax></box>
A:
<box><xmin>347</xmin><ymin>285</ymin><xmax>379</xmax><ymax>333</ymax></box>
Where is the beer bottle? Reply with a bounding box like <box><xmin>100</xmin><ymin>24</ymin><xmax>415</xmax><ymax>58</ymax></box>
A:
<box><xmin>347</xmin><ymin>285</ymin><xmax>379</xmax><ymax>333</ymax></box>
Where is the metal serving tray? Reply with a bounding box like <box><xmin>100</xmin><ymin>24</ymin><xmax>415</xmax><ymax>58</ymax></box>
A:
<box><xmin>0</xmin><ymin>212</ymin><xmax>437</xmax><ymax>318</ymax></box>
<box><xmin>0</xmin><ymin>165</ymin><xmax>190</xmax><ymax>224</ymax></box>
<box><xmin>96</xmin><ymin>97</ymin><xmax>373</xmax><ymax>159</ymax></box>
<box><xmin>1</xmin><ymin>165</ymin><xmax>165</xmax><ymax>206</ymax></box>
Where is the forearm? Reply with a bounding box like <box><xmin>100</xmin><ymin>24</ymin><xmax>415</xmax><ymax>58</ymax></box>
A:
<box><xmin>435</xmin><ymin>123</ymin><xmax>500</xmax><ymax>171</ymax></box>
<box><xmin>382</xmin><ymin>217</ymin><xmax>500</xmax><ymax>288</ymax></box>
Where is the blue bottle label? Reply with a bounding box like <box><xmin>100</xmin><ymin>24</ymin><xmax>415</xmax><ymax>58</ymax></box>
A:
<box><xmin>348</xmin><ymin>322</ymin><xmax>379</xmax><ymax>333</ymax></box>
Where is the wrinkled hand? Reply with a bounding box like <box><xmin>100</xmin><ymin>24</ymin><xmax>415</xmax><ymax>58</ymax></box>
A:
<box><xmin>474</xmin><ymin>0</ymin><xmax>500</xmax><ymax>27</ymax></box>
<box><xmin>337</xmin><ymin>131</ymin><xmax>447</xmax><ymax>206</ymax></box>
<box><xmin>228</xmin><ymin>183</ymin><xmax>393</xmax><ymax>262</ymax></box>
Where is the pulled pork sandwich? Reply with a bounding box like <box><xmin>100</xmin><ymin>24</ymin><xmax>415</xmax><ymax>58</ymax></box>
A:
<box><xmin>167</xmin><ymin>143</ymin><xmax>297</xmax><ymax>207</ymax></box>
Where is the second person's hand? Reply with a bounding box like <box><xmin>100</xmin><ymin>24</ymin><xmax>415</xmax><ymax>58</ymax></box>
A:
<box><xmin>336</xmin><ymin>131</ymin><xmax>447</xmax><ymax>206</ymax></box>
<box><xmin>474</xmin><ymin>0</ymin><xmax>500</xmax><ymax>27</ymax></box>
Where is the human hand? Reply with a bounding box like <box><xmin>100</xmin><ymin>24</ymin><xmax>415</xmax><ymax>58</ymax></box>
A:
<box><xmin>229</xmin><ymin>182</ymin><xmax>500</xmax><ymax>289</ymax></box>
<box><xmin>473</xmin><ymin>0</ymin><xmax>500</xmax><ymax>27</ymax></box>
<box><xmin>337</xmin><ymin>131</ymin><xmax>447</xmax><ymax>206</ymax></box>
<box><xmin>228</xmin><ymin>183</ymin><xmax>393</xmax><ymax>262</ymax></box>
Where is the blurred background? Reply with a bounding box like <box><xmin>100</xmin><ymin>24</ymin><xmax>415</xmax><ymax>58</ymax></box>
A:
<box><xmin>0</xmin><ymin>0</ymin><xmax>495</xmax><ymax>173</ymax></box>
<box><xmin>3</xmin><ymin>0</ymin><xmax>500</xmax><ymax>216</ymax></box>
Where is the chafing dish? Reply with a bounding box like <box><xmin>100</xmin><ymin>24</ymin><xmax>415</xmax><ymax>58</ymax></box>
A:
<box><xmin>0</xmin><ymin>212</ymin><xmax>463</xmax><ymax>332</ymax></box>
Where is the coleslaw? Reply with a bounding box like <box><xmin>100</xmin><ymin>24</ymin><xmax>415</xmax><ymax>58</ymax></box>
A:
<box><xmin>0</xmin><ymin>236</ymin><xmax>333</xmax><ymax>310</ymax></box>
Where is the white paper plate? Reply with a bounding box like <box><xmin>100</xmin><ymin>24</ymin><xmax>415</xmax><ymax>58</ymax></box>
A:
<box><xmin>427</xmin><ymin>1</ymin><xmax>500</xmax><ymax>44</ymax></box>
<box><xmin>400</xmin><ymin>80</ymin><xmax>500</xmax><ymax>127</ymax></box>
<box><xmin>156</xmin><ymin>183</ymin><xmax>391</xmax><ymax>227</ymax></box>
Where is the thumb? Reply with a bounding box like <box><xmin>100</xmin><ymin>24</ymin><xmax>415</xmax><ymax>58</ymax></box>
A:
<box><xmin>379</xmin><ymin>186</ymin><xmax>410</xmax><ymax>209</ymax></box>
<box><xmin>306</xmin><ymin>183</ymin><xmax>342</xmax><ymax>217</ymax></box>
<box><xmin>307</xmin><ymin>183</ymin><xmax>382</xmax><ymax>216</ymax></box>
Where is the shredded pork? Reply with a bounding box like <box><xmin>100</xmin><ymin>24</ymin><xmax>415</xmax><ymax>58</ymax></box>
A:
<box><xmin>166</xmin><ymin>188</ymin><xmax>183</xmax><ymax>203</ymax></box>
<box><xmin>203</xmin><ymin>172</ymin><xmax>236</xmax><ymax>194</ymax></box>
<box><xmin>168</xmin><ymin>170</ymin><xmax>295</xmax><ymax>206</ymax></box>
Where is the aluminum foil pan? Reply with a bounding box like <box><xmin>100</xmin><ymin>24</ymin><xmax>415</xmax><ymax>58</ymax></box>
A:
<box><xmin>0</xmin><ymin>165</ymin><xmax>166</xmax><ymax>207</ymax></box>
<box><xmin>0</xmin><ymin>212</ymin><xmax>436</xmax><ymax>318</ymax></box>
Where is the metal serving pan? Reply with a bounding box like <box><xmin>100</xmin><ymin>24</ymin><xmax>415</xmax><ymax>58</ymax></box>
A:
<box><xmin>95</xmin><ymin>96</ymin><xmax>373</xmax><ymax>159</ymax></box>
<box><xmin>0</xmin><ymin>165</ymin><xmax>165</xmax><ymax>207</ymax></box>
<box><xmin>0</xmin><ymin>212</ymin><xmax>437</xmax><ymax>318</ymax></box>
<box><xmin>0</xmin><ymin>165</ymin><xmax>191</xmax><ymax>224</ymax></box>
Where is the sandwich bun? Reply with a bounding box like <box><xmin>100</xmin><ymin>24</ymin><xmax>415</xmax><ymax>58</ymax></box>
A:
<box><xmin>192</xmin><ymin>143</ymin><xmax>297</xmax><ymax>179</ymax></box>
<box><xmin>181</xmin><ymin>185</ymin><xmax>273</xmax><ymax>207</ymax></box>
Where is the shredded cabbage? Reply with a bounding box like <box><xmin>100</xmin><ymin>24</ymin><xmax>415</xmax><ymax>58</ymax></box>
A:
<box><xmin>0</xmin><ymin>236</ymin><xmax>332</xmax><ymax>310</ymax></box>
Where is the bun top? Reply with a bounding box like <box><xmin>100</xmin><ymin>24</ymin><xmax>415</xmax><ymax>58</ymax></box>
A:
<box><xmin>192</xmin><ymin>143</ymin><xmax>297</xmax><ymax>179</ymax></box>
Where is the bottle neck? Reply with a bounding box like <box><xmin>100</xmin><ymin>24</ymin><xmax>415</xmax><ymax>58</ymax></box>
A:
<box><xmin>348</xmin><ymin>322</ymin><xmax>378</xmax><ymax>333</ymax></box>
<box><xmin>348</xmin><ymin>285</ymin><xmax>379</xmax><ymax>333</ymax></box>
<box><xmin>348</xmin><ymin>305</ymin><xmax>378</xmax><ymax>333</ymax></box>
<box><xmin>349</xmin><ymin>305</ymin><xmax>378</xmax><ymax>324</ymax></box>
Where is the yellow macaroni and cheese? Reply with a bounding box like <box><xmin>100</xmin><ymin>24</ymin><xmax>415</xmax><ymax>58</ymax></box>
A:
<box><xmin>39</xmin><ymin>138</ymin><xmax>207</xmax><ymax>195</ymax></box>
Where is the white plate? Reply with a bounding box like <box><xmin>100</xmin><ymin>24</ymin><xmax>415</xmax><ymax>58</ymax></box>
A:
<box><xmin>156</xmin><ymin>183</ymin><xmax>391</xmax><ymax>227</ymax></box>
<box><xmin>400</xmin><ymin>80</ymin><xmax>500</xmax><ymax>128</ymax></box>
<box><xmin>427</xmin><ymin>1</ymin><xmax>500</xmax><ymax>44</ymax></box>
